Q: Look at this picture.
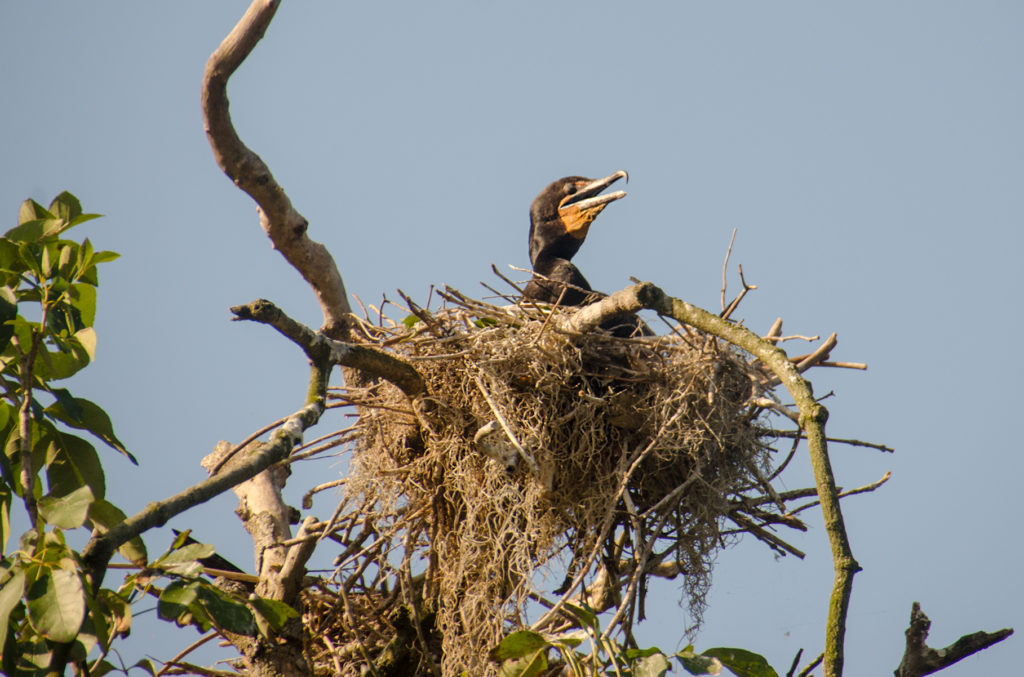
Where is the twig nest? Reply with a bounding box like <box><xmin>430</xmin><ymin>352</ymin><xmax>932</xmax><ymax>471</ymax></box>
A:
<box><xmin>334</xmin><ymin>293</ymin><xmax>778</xmax><ymax>676</ymax></box>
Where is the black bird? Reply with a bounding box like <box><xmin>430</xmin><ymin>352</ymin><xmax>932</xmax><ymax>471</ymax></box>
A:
<box><xmin>523</xmin><ymin>171</ymin><xmax>650</xmax><ymax>336</ymax></box>
<box><xmin>524</xmin><ymin>170</ymin><xmax>628</xmax><ymax>306</ymax></box>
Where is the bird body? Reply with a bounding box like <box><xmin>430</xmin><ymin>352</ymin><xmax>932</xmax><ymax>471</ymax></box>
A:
<box><xmin>524</xmin><ymin>171</ymin><xmax>627</xmax><ymax>306</ymax></box>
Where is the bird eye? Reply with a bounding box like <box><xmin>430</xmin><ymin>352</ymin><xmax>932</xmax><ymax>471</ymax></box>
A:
<box><xmin>565</xmin><ymin>186</ymin><xmax>577</xmax><ymax>195</ymax></box>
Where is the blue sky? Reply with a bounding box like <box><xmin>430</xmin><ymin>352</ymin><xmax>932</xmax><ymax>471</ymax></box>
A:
<box><xmin>2</xmin><ymin>2</ymin><xmax>1021</xmax><ymax>674</ymax></box>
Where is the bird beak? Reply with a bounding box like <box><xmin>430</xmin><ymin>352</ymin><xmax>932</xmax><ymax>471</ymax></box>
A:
<box><xmin>558</xmin><ymin>170</ymin><xmax>628</xmax><ymax>238</ymax></box>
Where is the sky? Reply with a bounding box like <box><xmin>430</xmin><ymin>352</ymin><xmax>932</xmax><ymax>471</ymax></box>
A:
<box><xmin>2</xmin><ymin>2</ymin><xmax>1021</xmax><ymax>674</ymax></box>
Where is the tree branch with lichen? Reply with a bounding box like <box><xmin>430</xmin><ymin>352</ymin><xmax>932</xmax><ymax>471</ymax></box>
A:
<box><xmin>567</xmin><ymin>281</ymin><xmax>857</xmax><ymax>677</ymax></box>
<box><xmin>79</xmin><ymin>401</ymin><xmax>324</xmax><ymax>589</ymax></box>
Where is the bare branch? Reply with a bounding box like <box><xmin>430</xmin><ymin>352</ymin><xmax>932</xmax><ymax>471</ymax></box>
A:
<box><xmin>721</xmin><ymin>263</ymin><xmax>757</xmax><ymax>321</ymax></box>
<box><xmin>81</xmin><ymin>400</ymin><xmax>324</xmax><ymax>588</ymax></box>
<box><xmin>231</xmin><ymin>298</ymin><xmax>426</xmax><ymax>397</ymax></box>
<box><xmin>895</xmin><ymin>602</ymin><xmax>1013</xmax><ymax>677</ymax></box>
<box><xmin>270</xmin><ymin>515</ymin><xmax>321</xmax><ymax>602</ymax></box>
<box><xmin>721</xmin><ymin>228</ymin><xmax>737</xmax><ymax>311</ymax></box>
<box><xmin>771</xmin><ymin>429</ymin><xmax>894</xmax><ymax>454</ymax></box>
<box><xmin>790</xmin><ymin>472</ymin><xmax>892</xmax><ymax>515</ymax></box>
<box><xmin>201</xmin><ymin>0</ymin><xmax>352</xmax><ymax>338</ymax></box>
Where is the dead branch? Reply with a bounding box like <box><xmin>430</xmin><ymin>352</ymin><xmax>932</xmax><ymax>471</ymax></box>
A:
<box><xmin>201</xmin><ymin>0</ymin><xmax>353</xmax><ymax>339</ymax></box>
<box><xmin>230</xmin><ymin>298</ymin><xmax>425</xmax><ymax>397</ymax></box>
<box><xmin>895</xmin><ymin>602</ymin><xmax>1012</xmax><ymax>676</ymax></box>
<box><xmin>720</xmin><ymin>228</ymin><xmax>737</xmax><ymax>312</ymax></box>
<box><xmin>721</xmin><ymin>264</ymin><xmax>757</xmax><ymax>320</ymax></box>
<box><xmin>81</xmin><ymin>400</ymin><xmax>324</xmax><ymax>589</ymax></box>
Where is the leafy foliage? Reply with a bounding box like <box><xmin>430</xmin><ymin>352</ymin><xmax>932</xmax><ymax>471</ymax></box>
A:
<box><xmin>0</xmin><ymin>193</ymin><xmax>297</xmax><ymax>675</ymax></box>
<box><xmin>490</xmin><ymin>604</ymin><xmax>780</xmax><ymax>677</ymax></box>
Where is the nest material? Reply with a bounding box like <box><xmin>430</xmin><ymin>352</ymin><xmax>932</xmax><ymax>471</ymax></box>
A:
<box><xmin>321</xmin><ymin>292</ymin><xmax>789</xmax><ymax>676</ymax></box>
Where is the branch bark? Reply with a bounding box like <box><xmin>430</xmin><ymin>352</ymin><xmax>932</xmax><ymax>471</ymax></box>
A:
<box><xmin>80</xmin><ymin>401</ymin><xmax>324</xmax><ymax>589</ymax></box>
<box><xmin>895</xmin><ymin>602</ymin><xmax>1012</xmax><ymax>677</ymax></box>
<box><xmin>571</xmin><ymin>282</ymin><xmax>858</xmax><ymax>677</ymax></box>
<box><xmin>231</xmin><ymin>298</ymin><xmax>426</xmax><ymax>397</ymax></box>
<box><xmin>201</xmin><ymin>0</ymin><xmax>353</xmax><ymax>339</ymax></box>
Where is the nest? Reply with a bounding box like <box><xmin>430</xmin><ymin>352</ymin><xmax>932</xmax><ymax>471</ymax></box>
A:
<box><xmin>312</xmin><ymin>288</ymin><xmax>804</xmax><ymax>676</ymax></box>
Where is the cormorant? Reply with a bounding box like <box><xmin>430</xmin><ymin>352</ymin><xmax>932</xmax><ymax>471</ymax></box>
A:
<box><xmin>524</xmin><ymin>170</ymin><xmax>627</xmax><ymax>306</ymax></box>
<box><xmin>523</xmin><ymin>170</ymin><xmax>649</xmax><ymax>336</ymax></box>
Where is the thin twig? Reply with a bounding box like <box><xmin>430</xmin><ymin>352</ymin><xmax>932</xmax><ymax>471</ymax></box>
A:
<box><xmin>721</xmin><ymin>228</ymin><xmax>737</xmax><ymax>311</ymax></box>
<box><xmin>209</xmin><ymin>415</ymin><xmax>289</xmax><ymax>476</ymax></box>
<box><xmin>797</xmin><ymin>653</ymin><xmax>824</xmax><ymax>677</ymax></box>
<box><xmin>790</xmin><ymin>471</ymin><xmax>892</xmax><ymax>515</ymax></box>
<box><xmin>154</xmin><ymin>632</ymin><xmax>221</xmax><ymax>677</ymax></box>
<box><xmin>771</xmin><ymin>429</ymin><xmax>894</xmax><ymax>454</ymax></box>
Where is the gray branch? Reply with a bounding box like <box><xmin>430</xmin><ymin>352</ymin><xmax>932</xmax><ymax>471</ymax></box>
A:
<box><xmin>231</xmin><ymin>298</ymin><xmax>425</xmax><ymax>397</ymax></box>
<box><xmin>201</xmin><ymin>0</ymin><xmax>353</xmax><ymax>339</ymax></box>
<box><xmin>895</xmin><ymin>602</ymin><xmax>1012</xmax><ymax>677</ymax></box>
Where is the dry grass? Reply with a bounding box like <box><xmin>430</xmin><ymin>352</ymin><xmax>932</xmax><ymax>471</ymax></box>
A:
<box><xmin>309</xmin><ymin>290</ymin><xmax>803</xmax><ymax>676</ymax></box>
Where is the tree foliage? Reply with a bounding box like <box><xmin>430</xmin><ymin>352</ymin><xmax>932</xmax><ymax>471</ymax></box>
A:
<box><xmin>0</xmin><ymin>193</ymin><xmax>297</xmax><ymax>676</ymax></box>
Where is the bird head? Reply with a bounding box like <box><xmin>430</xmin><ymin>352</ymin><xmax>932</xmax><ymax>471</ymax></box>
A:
<box><xmin>528</xmin><ymin>170</ymin><xmax>628</xmax><ymax>265</ymax></box>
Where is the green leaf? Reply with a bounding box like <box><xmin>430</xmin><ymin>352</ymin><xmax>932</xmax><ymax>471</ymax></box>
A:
<box><xmin>57</xmin><ymin>242</ymin><xmax>74</xmax><ymax>276</ymax></box>
<box><xmin>249</xmin><ymin>596</ymin><xmax>299</xmax><ymax>631</ymax></box>
<box><xmin>195</xmin><ymin>585</ymin><xmax>256</xmax><ymax>636</ymax></box>
<box><xmin>0</xmin><ymin>239</ymin><xmax>22</xmax><ymax>272</ymax></box>
<box><xmin>474</xmin><ymin>316</ymin><xmax>498</xmax><ymax>328</ymax></box>
<box><xmin>73</xmin><ymin>326</ymin><xmax>97</xmax><ymax>361</ymax></box>
<box><xmin>0</xmin><ymin>286</ymin><xmax>16</xmax><ymax>355</ymax></box>
<box><xmin>0</xmin><ymin>484</ymin><xmax>11</xmax><ymax>552</ymax></box>
<box><xmin>702</xmin><ymin>648</ymin><xmax>779</xmax><ymax>677</ymax></box>
<box><xmin>402</xmin><ymin>314</ymin><xmax>419</xmax><ymax>329</ymax></box>
<box><xmin>625</xmin><ymin>647</ymin><xmax>667</xmax><ymax>660</ymax></box>
<box><xmin>129</xmin><ymin>658</ymin><xmax>159</xmax><ymax>676</ymax></box>
<box><xmin>547</xmin><ymin>628</ymin><xmax>586</xmax><ymax>650</ymax></box>
<box><xmin>44</xmin><ymin>395</ymin><xmax>135</xmax><ymax>464</ymax></box>
<box><xmin>68</xmin><ymin>283</ymin><xmax>96</xmax><ymax>327</ymax></box>
<box><xmin>18</xmin><ymin>199</ymin><xmax>53</xmax><ymax>225</ymax></box>
<box><xmin>157</xmin><ymin>579</ymin><xmax>197</xmax><ymax>624</ymax></box>
<box><xmin>89</xmin><ymin>250</ymin><xmax>119</xmax><ymax>265</ymax></box>
<box><xmin>677</xmin><ymin>647</ymin><xmax>723</xmax><ymax>676</ymax></box>
<box><xmin>157</xmin><ymin>542</ymin><xmax>213</xmax><ymax>576</ymax></box>
<box><xmin>171</xmin><ymin>529</ymin><xmax>192</xmax><ymax>550</ymax></box>
<box><xmin>164</xmin><ymin>542</ymin><xmax>216</xmax><ymax>563</ymax></box>
<box><xmin>26</xmin><ymin>565</ymin><xmax>85</xmax><ymax>643</ymax></box>
<box><xmin>40</xmin><ymin>242</ymin><xmax>54</xmax><ymax>278</ymax></box>
<box><xmin>33</xmin><ymin>335</ymin><xmax>91</xmax><ymax>381</ymax></box>
<box><xmin>0</xmin><ymin>564</ymin><xmax>25</xmax><ymax>644</ymax></box>
<box><xmin>489</xmin><ymin>629</ymin><xmax>551</xmax><ymax>662</ymax></box>
<box><xmin>67</xmin><ymin>213</ymin><xmax>101</xmax><ymax>230</ymax></box>
<box><xmin>49</xmin><ymin>388</ymin><xmax>83</xmax><ymax>421</ymax></box>
<box><xmin>49</xmin><ymin>192</ymin><xmax>82</xmax><ymax>223</ymax></box>
<box><xmin>561</xmin><ymin>601</ymin><xmax>599</xmax><ymax>632</ymax></box>
<box><xmin>16</xmin><ymin>243</ymin><xmax>42</xmax><ymax>280</ymax></box>
<box><xmin>88</xmin><ymin>500</ymin><xmax>146</xmax><ymax>563</ymax></box>
<box><xmin>69</xmin><ymin>603</ymin><xmax>100</xmax><ymax>662</ymax></box>
<box><xmin>82</xmin><ymin>593</ymin><xmax>110</xmax><ymax>655</ymax></box>
<box><xmin>86</xmin><ymin>659</ymin><xmax>117</xmax><ymax>677</ymax></box>
<box><xmin>634</xmin><ymin>652</ymin><xmax>672</xmax><ymax>677</ymax></box>
<box><xmin>8</xmin><ymin>219</ymin><xmax>55</xmax><ymax>245</ymax></box>
<box><xmin>497</xmin><ymin>650</ymin><xmax>547</xmax><ymax>677</ymax></box>
<box><xmin>37</xmin><ymin>485</ymin><xmax>94</xmax><ymax>529</ymax></box>
<box><xmin>45</xmin><ymin>431</ymin><xmax>106</xmax><ymax>500</ymax></box>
